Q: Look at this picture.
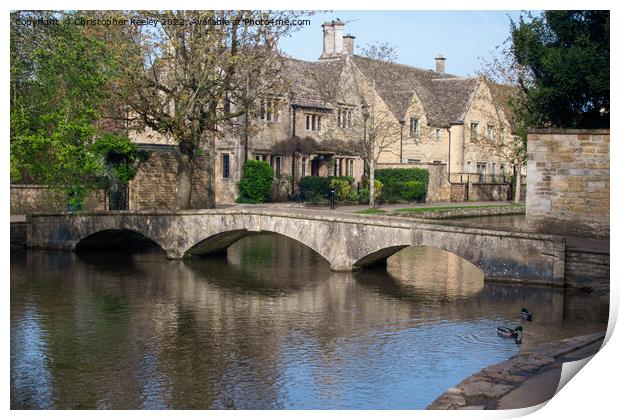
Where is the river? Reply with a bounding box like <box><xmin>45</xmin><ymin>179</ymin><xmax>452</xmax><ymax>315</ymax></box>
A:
<box><xmin>10</xmin><ymin>233</ymin><xmax>608</xmax><ymax>409</ymax></box>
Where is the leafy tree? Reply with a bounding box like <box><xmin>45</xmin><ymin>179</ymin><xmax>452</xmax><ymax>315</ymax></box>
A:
<box><xmin>510</xmin><ymin>11</ymin><xmax>609</xmax><ymax>128</ymax></box>
<box><xmin>10</xmin><ymin>11</ymin><xmax>115</xmax><ymax>209</ymax></box>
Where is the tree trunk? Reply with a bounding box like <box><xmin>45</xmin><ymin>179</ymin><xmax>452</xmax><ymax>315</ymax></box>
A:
<box><xmin>369</xmin><ymin>157</ymin><xmax>376</xmax><ymax>208</ymax></box>
<box><xmin>514</xmin><ymin>163</ymin><xmax>522</xmax><ymax>204</ymax></box>
<box><xmin>175</xmin><ymin>141</ymin><xmax>194</xmax><ymax>210</ymax></box>
<box><xmin>206</xmin><ymin>134</ymin><xmax>217</xmax><ymax>209</ymax></box>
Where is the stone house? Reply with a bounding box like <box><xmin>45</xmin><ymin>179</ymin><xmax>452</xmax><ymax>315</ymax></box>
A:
<box><xmin>129</xmin><ymin>19</ymin><xmax>515</xmax><ymax>207</ymax></box>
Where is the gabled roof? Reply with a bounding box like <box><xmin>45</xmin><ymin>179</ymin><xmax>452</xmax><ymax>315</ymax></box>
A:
<box><xmin>431</xmin><ymin>77</ymin><xmax>480</xmax><ymax>123</ymax></box>
<box><xmin>280</xmin><ymin>57</ymin><xmax>345</xmax><ymax>110</ymax></box>
<box><xmin>278</xmin><ymin>54</ymin><xmax>498</xmax><ymax>128</ymax></box>
<box><xmin>351</xmin><ymin>55</ymin><xmax>481</xmax><ymax>127</ymax></box>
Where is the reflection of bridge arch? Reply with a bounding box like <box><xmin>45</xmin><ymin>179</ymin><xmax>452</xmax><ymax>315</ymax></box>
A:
<box><xmin>26</xmin><ymin>209</ymin><xmax>567</xmax><ymax>285</ymax></box>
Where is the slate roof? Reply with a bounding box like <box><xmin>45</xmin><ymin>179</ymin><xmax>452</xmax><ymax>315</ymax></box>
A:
<box><xmin>279</xmin><ymin>54</ymin><xmax>489</xmax><ymax>128</ymax></box>
<box><xmin>280</xmin><ymin>57</ymin><xmax>345</xmax><ymax>110</ymax></box>
<box><xmin>352</xmin><ymin>55</ymin><xmax>481</xmax><ymax>127</ymax></box>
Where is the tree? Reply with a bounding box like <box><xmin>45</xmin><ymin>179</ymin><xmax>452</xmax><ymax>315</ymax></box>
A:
<box><xmin>110</xmin><ymin>10</ymin><xmax>309</xmax><ymax>209</ymax></box>
<box><xmin>510</xmin><ymin>11</ymin><xmax>609</xmax><ymax>128</ymax></box>
<box><xmin>321</xmin><ymin>43</ymin><xmax>402</xmax><ymax>208</ymax></box>
<box><xmin>477</xmin><ymin>42</ymin><xmax>532</xmax><ymax>203</ymax></box>
<box><xmin>10</xmin><ymin>11</ymin><xmax>115</xmax><ymax>209</ymax></box>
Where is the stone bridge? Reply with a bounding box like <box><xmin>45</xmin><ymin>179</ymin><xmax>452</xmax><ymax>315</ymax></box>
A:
<box><xmin>25</xmin><ymin>209</ymin><xmax>567</xmax><ymax>285</ymax></box>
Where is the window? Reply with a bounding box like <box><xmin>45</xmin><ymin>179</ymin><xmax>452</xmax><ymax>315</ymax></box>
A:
<box><xmin>255</xmin><ymin>154</ymin><xmax>267</xmax><ymax>161</ymax></box>
<box><xmin>274</xmin><ymin>156</ymin><xmax>282</xmax><ymax>177</ymax></box>
<box><xmin>433</xmin><ymin>160</ymin><xmax>442</xmax><ymax>164</ymax></box>
<box><xmin>338</xmin><ymin>108</ymin><xmax>352</xmax><ymax>128</ymax></box>
<box><xmin>333</xmin><ymin>158</ymin><xmax>338</xmax><ymax>176</ymax></box>
<box><xmin>435</xmin><ymin>128</ymin><xmax>441</xmax><ymax>142</ymax></box>
<box><xmin>349</xmin><ymin>160</ymin><xmax>354</xmax><ymax>177</ymax></box>
<box><xmin>500</xmin><ymin>128</ymin><xmax>505</xmax><ymax>144</ymax></box>
<box><xmin>305</xmin><ymin>114</ymin><xmax>321</xmax><ymax>132</ymax></box>
<box><xmin>410</xmin><ymin>117</ymin><xmax>420</xmax><ymax>136</ymax></box>
<box><xmin>470</xmin><ymin>122</ymin><xmax>479</xmax><ymax>140</ymax></box>
<box><xmin>466</xmin><ymin>161</ymin><xmax>472</xmax><ymax>173</ymax></box>
<box><xmin>301</xmin><ymin>157</ymin><xmax>306</xmax><ymax>177</ymax></box>
<box><xmin>477</xmin><ymin>162</ymin><xmax>487</xmax><ymax>182</ymax></box>
<box><xmin>500</xmin><ymin>164</ymin><xmax>505</xmax><ymax>175</ymax></box>
<box><xmin>222</xmin><ymin>153</ymin><xmax>230</xmax><ymax>179</ymax></box>
<box><xmin>487</xmin><ymin>125</ymin><xmax>495</xmax><ymax>141</ymax></box>
<box><xmin>408</xmin><ymin>159</ymin><xmax>421</xmax><ymax>164</ymax></box>
<box><xmin>260</xmin><ymin>98</ymin><xmax>278</xmax><ymax>122</ymax></box>
<box><xmin>338</xmin><ymin>158</ymin><xmax>344</xmax><ymax>176</ymax></box>
<box><xmin>492</xmin><ymin>162</ymin><xmax>497</xmax><ymax>174</ymax></box>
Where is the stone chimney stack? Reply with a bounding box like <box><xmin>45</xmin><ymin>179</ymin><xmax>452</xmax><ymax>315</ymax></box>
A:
<box><xmin>343</xmin><ymin>34</ymin><xmax>355</xmax><ymax>56</ymax></box>
<box><xmin>320</xmin><ymin>19</ymin><xmax>346</xmax><ymax>59</ymax></box>
<box><xmin>435</xmin><ymin>54</ymin><xmax>446</xmax><ymax>73</ymax></box>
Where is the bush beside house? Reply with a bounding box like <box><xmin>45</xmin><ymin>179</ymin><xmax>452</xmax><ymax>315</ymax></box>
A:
<box><xmin>237</xmin><ymin>160</ymin><xmax>274</xmax><ymax>203</ymax></box>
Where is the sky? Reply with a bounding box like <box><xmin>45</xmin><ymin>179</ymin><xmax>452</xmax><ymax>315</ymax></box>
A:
<box><xmin>279</xmin><ymin>11</ymin><xmax>529</xmax><ymax>77</ymax></box>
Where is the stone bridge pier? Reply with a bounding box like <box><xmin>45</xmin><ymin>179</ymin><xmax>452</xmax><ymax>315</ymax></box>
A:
<box><xmin>26</xmin><ymin>209</ymin><xmax>567</xmax><ymax>285</ymax></box>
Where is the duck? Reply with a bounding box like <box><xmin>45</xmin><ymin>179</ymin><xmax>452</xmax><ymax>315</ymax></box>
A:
<box><xmin>496</xmin><ymin>325</ymin><xmax>523</xmax><ymax>339</ymax></box>
<box><xmin>520</xmin><ymin>308</ymin><xmax>533</xmax><ymax>321</ymax></box>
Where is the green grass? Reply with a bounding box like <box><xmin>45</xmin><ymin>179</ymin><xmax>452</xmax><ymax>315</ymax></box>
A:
<box><xmin>394</xmin><ymin>203</ymin><xmax>525</xmax><ymax>213</ymax></box>
<box><xmin>355</xmin><ymin>208</ymin><xmax>388</xmax><ymax>214</ymax></box>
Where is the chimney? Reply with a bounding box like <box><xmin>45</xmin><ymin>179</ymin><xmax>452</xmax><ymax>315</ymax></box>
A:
<box><xmin>320</xmin><ymin>19</ymin><xmax>345</xmax><ymax>59</ymax></box>
<box><xmin>343</xmin><ymin>34</ymin><xmax>355</xmax><ymax>56</ymax></box>
<box><xmin>435</xmin><ymin>54</ymin><xmax>446</xmax><ymax>73</ymax></box>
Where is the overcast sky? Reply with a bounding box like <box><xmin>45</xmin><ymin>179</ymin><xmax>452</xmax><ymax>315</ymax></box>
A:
<box><xmin>279</xmin><ymin>10</ymin><xmax>531</xmax><ymax>77</ymax></box>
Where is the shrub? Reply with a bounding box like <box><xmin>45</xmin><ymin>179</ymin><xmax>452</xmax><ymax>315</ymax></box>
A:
<box><xmin>401</xmin><ymin>181</ymin><xmax>425</xmax><ymax>201</ymax></box>
<box><xmin>330</xmin><ymin>178</ymin><xmax>352</xmax><ymax>201</ymax></box>
<box><xmin>300</xmin><ymin>176</ymin><xmax>354</xmax><ymax>202</ymax></box>
<box><xmin>347</xmin><ymin>189</ymin><xmax>359</xmax><ymax>202</ymax></box>
<box><xmin>375</xmin><ymin>168</ymin><xmax>429</xmax><ymax>201</ymax></box>
<box><xmin>360</xmin><ymin>179</ymin><xmax>384</xmax><ymax>201</ymax></box>
<box><xmin>237</xmin><ymin>160</ymin><xmax>274</xmax><ymax>203</ymax></box>
<box><xmin>358</xmin><ymin>188</ymin><xmax>369</xmax><ymax>204</ymax></box>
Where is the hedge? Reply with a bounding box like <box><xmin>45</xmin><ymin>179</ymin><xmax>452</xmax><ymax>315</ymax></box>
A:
<box><xmin>237</xmin><ymin>160</ymin><xmax>274</xmax><ymax>203</ymax></box>
<box><xmin>375</xmin><ymin>168</ymin><xmax>429</xmax><ymax>202</ymax></box>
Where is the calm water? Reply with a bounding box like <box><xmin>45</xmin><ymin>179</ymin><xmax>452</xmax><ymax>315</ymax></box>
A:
<box><xmin>11</xmin><ymin>234</ymin><xmax>608</xmax><ymax>409</ymax></box>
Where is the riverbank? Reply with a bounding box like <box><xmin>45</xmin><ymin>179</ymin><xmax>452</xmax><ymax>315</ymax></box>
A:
<box><xmin>427</xmin><ymin>332</ymin><xmax>606</xmax><ymax>410</ymax></box>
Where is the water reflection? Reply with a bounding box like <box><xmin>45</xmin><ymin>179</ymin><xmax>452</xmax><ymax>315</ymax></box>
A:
<box><xmin>11</xmin><ymin>234</ymin><xmax>608</xmax><ymax>409</ymax></box>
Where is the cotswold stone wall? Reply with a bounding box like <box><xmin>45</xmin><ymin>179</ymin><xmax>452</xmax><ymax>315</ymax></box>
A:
<box><xmin>526</xmin><ymin>129</ymin><xmax>609</xmax><ymax>239</ymax></box>
<box><xmin>376</xmin><ymin>162</ymin><xmax>451</xmax><ymax>203</ymax></box>
<box><xmin>10</xmin><ymin>185</ymin><xmax>106</xmax><ymax>214</ymax></box>
<box><xmin>128</xmin><ymin>150</ymin><xmax>211</xmax><ymax>210</ymax></box>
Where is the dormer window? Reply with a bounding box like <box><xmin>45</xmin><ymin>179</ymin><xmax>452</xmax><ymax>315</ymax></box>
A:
<box><xmin>260</xmin><ymin>98</ymin><xmax>279</xmax><ymax>122</ymax></box>
<box><xmin>337</xmin><ymin>107</ymin><xmax>352</xmax><ymax>128</ymax></box>
<box><xmin>410</xmin><ymin>117</ymin><xmax>420</xmax><ymax>136</ymax></box>
<box><xmin>305</xmin><ymin>113</ymin><xmax>321</xmax><ymax>132</ymax></box>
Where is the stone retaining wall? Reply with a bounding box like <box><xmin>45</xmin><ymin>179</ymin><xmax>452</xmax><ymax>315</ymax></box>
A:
<box><xmin>128</xmin><ymin>150</ymin><xmax>212</xmax><ymax>210</ymax></box>
<box><xmin>10</xmin><ymin>185</ymin><xmax>106</xmax><ymax>214</ymax></box>
<box><xmin>526</xmin><ymin>129</ymin><xmax>609</xmax><ymax>239</ymax></box>
<box><xmin>428</xmin><ymin>332</ymin><xmax>605</xmax><ymax>410</ymax></box>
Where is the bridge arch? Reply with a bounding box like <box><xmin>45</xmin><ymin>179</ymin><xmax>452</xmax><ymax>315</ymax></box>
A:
<box><xmin>182</xmin><ymin>229</ymin><xmax>331</xmax><ymax>266</ymax></box>
<box><xmin>75</xmin><ymin>228</ymin><xmax>166</xmax><ymax>253</ymax></box>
